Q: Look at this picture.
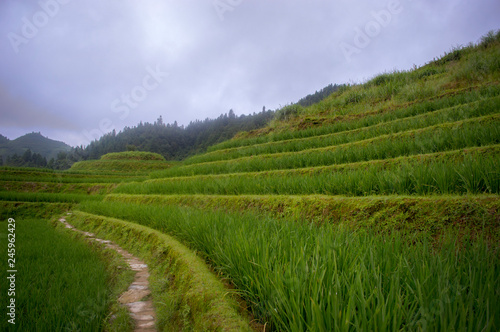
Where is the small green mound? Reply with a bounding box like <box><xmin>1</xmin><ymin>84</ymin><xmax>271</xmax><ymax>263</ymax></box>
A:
<box><xmin>101</xmin><ymin>151</ymin><xmax>166</xmax><ymax>161</ymax></box>
<box><xmin>69</xmin><ymin>152</ymin><xmax>172</xmax><ymax>174</ymax></box>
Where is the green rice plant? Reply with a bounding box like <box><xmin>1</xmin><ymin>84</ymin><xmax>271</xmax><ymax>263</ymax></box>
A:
<box><xmin>155</xmin><ymin>115</ymin><xmax>500</xmax><ymax>178</ymax></box>
<box><xmin>453</xmin><ymin>40</ymin><xmax>500</xmax><ymax>82</ymax></box>
<box><xmin>100</xmin><ymin>151</ymin><xmax>166</xmax><ymax>161</ymax></box>
<box><xmin>0</xmin><ymin>166</ymin><xmax>55</xmax><ymax>173</ymax></box>
<box><xmin>77</xmin><ymin>202</ymin><xmax>500</xmax><ymax>331</ymax></box>
<box><xmin>207</xmin><ymin>83</ymin><xmax>500</xmax><ymax>152</ymax></box>
<box><xmin>0</xmin><ymin>202</ymin><xmax>74</xmax><ymax>220</ymax></box>
<box><xmin>116</xmin><ymin>146</ymin><xmax>500</xmax><ymax>196</ymax></box>
<box><xmin>69</xmin><ymin>159</ymin><xmax>171</xmax><ymax>174</ymax></box>
<box><xmin>0</xmin><ymin>191</ymin><xmax>104</xmax><ymax>203</ymax></box>
<box><xmin>0</xmin><ymin>180</ymin><xmax>115</xmax><ymax>195</ymax></box>
<box><xmin>65</xmin><ymin>211</ymin><xmax>253</xmax><ymax>331</ymax></box>
<box><xmin>0</xmin><ymin>219</ymin><xmax>112</xmax><ymax>331</ymax></box>
<box><xmin>104</xmin><ymin>193</ymin><xmax>500</xmax><ymax>239</ymax></box>
<box><xmin>184</xmin><ymin>96</ymin><xmax>500</xmax><ymax>165</ymax></box>
<box><xmin>0</xmin><ymin>169</ymin><xmax>142</xmax><ymax>183</ymax></box>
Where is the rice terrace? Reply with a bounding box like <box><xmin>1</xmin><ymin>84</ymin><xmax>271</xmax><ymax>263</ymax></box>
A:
<box><xmin>1</xmin><ymin>32</ymin><xmax>500</xmax><ymax>331</ymax></box>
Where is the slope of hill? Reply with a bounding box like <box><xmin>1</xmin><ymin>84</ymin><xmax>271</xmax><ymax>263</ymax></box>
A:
<box><xmin>4</xmin><ymin>32</ymin><xmax>498</xmax><ymax>331</ymax></box>
<box><xmin>73</xmin><ymin>32</ymin><xmax>500</xmax><ymax>330</ymax></box>
<box><xmin>0</xmin><ymin>132</ymin><xmax>71</xmax><ymax>160</ymax></box>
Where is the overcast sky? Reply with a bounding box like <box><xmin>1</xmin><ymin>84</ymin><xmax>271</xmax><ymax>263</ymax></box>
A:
<box><xmin>0</xmin><ymin>0</ymin><xmax>498</xmax><ymax>147</ymax></box>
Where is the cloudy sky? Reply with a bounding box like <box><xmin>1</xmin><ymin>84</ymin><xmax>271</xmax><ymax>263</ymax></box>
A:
<box><xmin>0</xmin><ymin>0</ymin><xmax>498</xmax><ymax>147</ymax></box>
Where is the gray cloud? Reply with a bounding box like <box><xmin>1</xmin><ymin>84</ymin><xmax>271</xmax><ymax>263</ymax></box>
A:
<box><xmin>0</xmin><ymin>0</ymin><xmax>498</xmax><ymax>146</ymax></box>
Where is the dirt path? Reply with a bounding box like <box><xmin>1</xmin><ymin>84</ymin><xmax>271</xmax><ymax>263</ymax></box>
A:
<box><xmin>58</xmin><ymin>217</ymin><xmax>156</xmax><ymax>332</ymax></box>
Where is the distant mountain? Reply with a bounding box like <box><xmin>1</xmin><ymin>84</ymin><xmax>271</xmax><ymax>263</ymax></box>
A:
<box><xmin>0</xmin><ymin>132</ymin><xmax>71</xmax><ymax>161</ymax></box>
<box><xmin>0</xmin><ymin>134</ymin><xmax>9</xmax><ymax>145</ymax></box>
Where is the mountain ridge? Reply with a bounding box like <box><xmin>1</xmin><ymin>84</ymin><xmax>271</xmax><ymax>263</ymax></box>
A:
<box><xmin>0</xmin><ymin>132</ymin><xmax>71</xmax><ymax>161</ymax></box>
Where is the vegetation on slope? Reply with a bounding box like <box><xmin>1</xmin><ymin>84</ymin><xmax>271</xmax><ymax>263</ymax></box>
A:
<box><xmin>119</xmin><ymin>147</ymin><xmax>500</xmax><ymax>196</ymax></box>
<box><xmin>79</xmin><ymin>201</ymin><xmax>500</xmax><ymax>331</ymax></box>
<box><xmin>100</xmin><ymin>151</ymin><xmax>166</xmax><ymax>161</ymax></box>
<box><xmin>208</xmin><ymin>32</ymin><xmax>500</xmax><ymax>152</ymax></box>
<box><xmin>2</xmin><ymin>32</ymin><xmax>499</xmax><ymax>331</ymax></box>
<box><xmin>103</xmin><ymin>31</ymin><xmax>500</xmax><ymax>330</ymax></box>
<box><xmin>185</xmin><ymin>95</ymin><xmax>500</xmax><ymax>164</ymax></box>
<box><xmin>0</xmin><ymin>132</ymin><xmax>71</xmax><ymax>163</ymax></box>
<box><xmin>69</xmin><ymin>152</ymin><xmax>173</xmax><ymax>175</ymax></box>
<box><xmin>0</xmin><ymin>217</ymin><xmax>133</xmax><ymax>331</ymax></box>
<box><xmin>65</xmin><ymin>211</ymin><xmax>253</xmax><ymax>331</ymax></box>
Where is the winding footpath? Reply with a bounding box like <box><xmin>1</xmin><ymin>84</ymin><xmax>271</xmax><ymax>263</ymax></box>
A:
<box><xmin>59</xmin><ymin>216</ymin><xmax>157</xmax><ymax>332</ymax></box>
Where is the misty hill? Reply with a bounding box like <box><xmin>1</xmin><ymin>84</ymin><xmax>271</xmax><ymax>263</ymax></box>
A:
<box><xmin>0</xmin><ymin>132</ymin><xmax>71</xmax><ymax>161</ymax></box>
<box><xmin>72</xmin><ymin>109</ymin><xmax>275</xmax><ymax>162</ymax></box>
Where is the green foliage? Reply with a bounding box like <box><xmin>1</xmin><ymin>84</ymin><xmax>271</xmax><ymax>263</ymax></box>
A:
<box><xmin>0</xmin><ymin>167</ymin><xmax>143</xmax><ymax>183</ymax></box>
<box><xmin>297</xmin><ymin>83</ymin><xmax>344</xmax><ymax>107</ymax></box>
<box><xmin>68</xmin><ymin>151</ymin><xmax>171</xmax><ymax>174</ymax></box>
<box><xmin>69</xmin><ymin>159</ymin><xmax>171</xmax><ymax>174</ymax></box>
<box><xmin>0</xmin><ymin>132</ymin><xmax>71</xmax><ymax>162</ymax></box>
<box><xmin>72</xmin><ymin>109</ymin><xmax>275</xmax><ymax>162</ymax></box>
<box><xmin>453</xmin><ymin>42</ymin><xmax>500</xmax><ymax>81</ymax></box>
<box><xmin>0</xmin><ymin>202</ymin><xmax>72</xmax><ymax>220</ymax></box>
<box><xmin>207</xmin><ymin>84</ymin><xmax>500</xmax><ymax>152</ymax></box>
<box><xmin>66</xmin><ymin>211</ymin><xmax>253</xmax><ymax>331</ymax></box>
<box><xmin>184</xmin><ymin>96</ymin><xmax>499</xmax><ymax>165</ymax></box>
<box><xmin>0</xmin><ymin>192</ymin><xmax>104</xmax><ymax>203</ymax></box>
<box><xmin>153</xmin><ymin>115</ymin><xmax>500</xmax><ymax>178</ymax></box>
<box><xmin>479</xmin><ymin>29</ymin><xmax>500</xmax><ymax>49</ymax></box>
<box><xmin>105</xmin><ymin>194</ymin><xmax>500</xmax><ymax>240</ymax></box>
<box><xmin>117</xmin><ymin>146</ymin><xmax>500</xmax><ymax>196</ymax></box>
<box><xmin>4</xmin><ymin>32</ymin><xmax>500</xmax><ymax>331</ymax></box>
<box><xmin>0</xmin><ymin>219</ymin><xmax>110</xmax><ymax>331</ymax></box>
<box><xmin>100</xmin><ymin>151</ymin><xmax>166</xmax><ymax>161</ymax></box>
<box><xmin>0</xmin><ymin>180</ymin><xmax>114</xmax><ymax>195</ymax></box>
<box><xmin>78</xmin><ymin>201</ymin><xmax>500</xmax><ymax>331</ymax></box>
<box><xmin>274</xmin><ymin>104</ymin><xmax>304</xmax><ymax>121</ymax></box>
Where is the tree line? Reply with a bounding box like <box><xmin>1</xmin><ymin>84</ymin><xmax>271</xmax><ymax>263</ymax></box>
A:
<box><xmin>2</xmin><ymin>81</ymin><xmax>342</xmax><ymax>170</ymax></box>
<box><xmin>2</xmin><ymin>109</ymin><xmax>275</xmax><ymax>170</ymax></box>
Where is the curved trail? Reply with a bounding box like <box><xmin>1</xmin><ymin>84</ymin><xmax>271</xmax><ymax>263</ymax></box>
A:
<box><xmin>59</xmin><ymin>217</ymin><xmax>157</xmax><ymax>332</ymax></box>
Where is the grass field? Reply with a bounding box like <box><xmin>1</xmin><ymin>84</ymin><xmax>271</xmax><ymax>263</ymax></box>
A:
<box><xmin>0</xmin><ymin>218</ymin><xmax>133</xmax><ymax>331</ymax></box>
<box><xmin>78</xmin><ymin>200</ymin><xmax>500</xmax><ymax>331</ymax></box>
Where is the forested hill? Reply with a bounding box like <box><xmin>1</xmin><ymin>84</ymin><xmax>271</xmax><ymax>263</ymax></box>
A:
<box><xmin>73</xmin><ymin>109</ymin><xmax>275</xmax><ymax>162</ymax></box>
<box><xmin>0</xmin><ymin>132</ymin><xmax>71</xmax><ymax>162</ymax></box>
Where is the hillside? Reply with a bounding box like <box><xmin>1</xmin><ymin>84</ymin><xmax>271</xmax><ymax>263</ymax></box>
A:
<box><xmin>0</xmin><ymin>132</ymin><xmax>71</xmax><ymax>161</ymax></box>
<box><xmin>2</xmin><ymin>32</ymin><xmax>499</xmax><ymax>331</ymax></box>
<box><xmin>81</xmin><ymin>32</ymin><xmax>499</xmax><ymax>330</ymax></box>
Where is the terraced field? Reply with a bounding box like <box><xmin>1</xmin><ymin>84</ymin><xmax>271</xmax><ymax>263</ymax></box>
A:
<box><xmin>1</xmin><ymin>151</ymin><xmax>254</xmax><ymax>331</ymax></box>
<box><xmin>80</xmin><ymin>39</ymin><xmax>499</xmax><ymax>331</ymax></box>
<box><xmin>0</xmin><ymin>153</ymin><xmax>166</xmax><ymax>331</ymax></box>
<box><xmin>2</xmin><ymin>38</ymin><xmax>500</xmax><ymax>331</ymax></box>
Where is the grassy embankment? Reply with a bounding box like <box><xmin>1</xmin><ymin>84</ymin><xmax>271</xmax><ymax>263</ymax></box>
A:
<box><xmin>78</xmin><ymin>33</ymin><xmax>500</xmax><ymax>331</ymax></box>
